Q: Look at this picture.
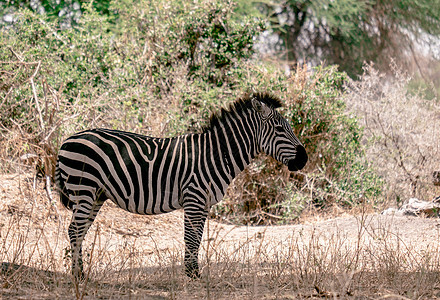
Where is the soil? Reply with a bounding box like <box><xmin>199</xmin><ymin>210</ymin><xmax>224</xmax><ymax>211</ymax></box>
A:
<box><xmin>1</xmin><ymin>172</ymin><xmax>440</xmax><ymax>299</ymax></box>
<box><xmin>2</xmin><ymin>172</ymin><xmax>439</xmax><ymax>252</ymax></box>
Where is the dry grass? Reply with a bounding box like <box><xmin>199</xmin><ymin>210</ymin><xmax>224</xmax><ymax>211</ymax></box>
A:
<box><xmin>1</xmin><ymin>171</ymin><xmax>440</xmax><ymax>299</ymax></box>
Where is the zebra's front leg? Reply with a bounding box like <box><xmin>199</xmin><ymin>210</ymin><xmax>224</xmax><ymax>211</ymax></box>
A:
<box><xmin>183</xmin><ymin>204</ymin><xmax>208</xmax><ymax>279</ymax></box>
<box><xmin>68</xmin><ymin>197</ymin><xmax>104</xmax><ymax>280</ymax></box>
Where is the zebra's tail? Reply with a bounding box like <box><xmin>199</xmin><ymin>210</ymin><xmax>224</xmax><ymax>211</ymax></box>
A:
<box><xmin>55</xmin><ymin>159</ymin><xmax>74</xmax><ymax>210</ymax></box>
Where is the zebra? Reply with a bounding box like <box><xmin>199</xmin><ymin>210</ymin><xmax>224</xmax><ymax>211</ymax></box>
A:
<box><xmin>55</xmin><ymin>92</ymin><xmax>308</xmax><ymax>279</ymax></box>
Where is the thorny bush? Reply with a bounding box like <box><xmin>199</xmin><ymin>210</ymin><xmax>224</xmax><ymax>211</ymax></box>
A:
<box><xmin>1</xmin><ymin>0</ymin><xmax>382</xmax><ymax>224</ymax></box>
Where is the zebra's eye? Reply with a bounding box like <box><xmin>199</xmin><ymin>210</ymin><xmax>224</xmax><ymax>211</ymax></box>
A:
<box><xmin>275</xmin><ymin>125</ymin><xmax>284</xmax><ymax>132</ymax></box>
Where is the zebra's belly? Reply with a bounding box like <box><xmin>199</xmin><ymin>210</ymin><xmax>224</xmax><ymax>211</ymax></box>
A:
<box><xmin>105</xmin><ymin>188</ymin><xmax>182</xmax><ymax>215</ymax></box>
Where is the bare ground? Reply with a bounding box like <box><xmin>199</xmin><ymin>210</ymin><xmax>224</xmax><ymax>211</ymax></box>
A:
<box><xmin>1</xmin><ymin>173</ymin><xmax>440</xmax><ymax>299</ymax></box>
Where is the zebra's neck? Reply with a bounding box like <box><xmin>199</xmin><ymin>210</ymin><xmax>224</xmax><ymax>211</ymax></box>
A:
<box><xmin>207</xmin><ymin>110</ymin><xmax>260</xmax><ymax>181</ymax></box>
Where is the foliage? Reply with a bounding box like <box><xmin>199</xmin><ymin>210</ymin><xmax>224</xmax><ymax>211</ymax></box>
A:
<box><xmin>1</xmin><ymin>0</ymin><xmax>382</xmax><ymax>224</ymax></box>
<box><xmin>213</xmin><ymin>65</ymin><xmax>383</xmax><ymax>224</ymax></box>
<box><xmin>259</xmin><ymin>0</ymin><xmax>440</xmax><ymax>77</ymax></box>
<box><xmin>0</xmin><ymin>0</ymin><xmax>264</xmax><ymax>177</ymax></box>
<box><xmin>0</xmin><ymin>0</ymin><xmax>109</xmax><ymax>28</ymax></box>
<box><xmin>1</xmin><ymin>0</ymin><xmax>263</xmax><ymax>128</ymax></box>
<box><xmin>286</xmin><ymin>65</ymin><xmax>382</xmax><ymax>204</ymax></box>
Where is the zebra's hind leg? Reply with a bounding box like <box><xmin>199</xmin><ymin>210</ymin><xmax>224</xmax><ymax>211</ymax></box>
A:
<box><xmin>183</xmin><ymin>204</ymin><xmax>208</xmax><ymax>279</ymax></box>
<box><xmin>68</xmin><ymin>190</ymin><xmax>105</xmax><ymax>280</ymax></box>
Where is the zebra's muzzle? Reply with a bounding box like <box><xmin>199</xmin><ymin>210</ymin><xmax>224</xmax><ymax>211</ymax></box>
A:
<box><xmin>287</xmin><ymin>145</ymin><xmax>308</xmax><ymax>171</ymax></box>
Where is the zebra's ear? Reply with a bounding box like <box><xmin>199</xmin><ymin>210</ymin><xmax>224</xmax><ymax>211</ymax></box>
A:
<box><xmin>251</xmin><ymin>98</ymin><xmax>272</xmax><ymax>118</ymax></box>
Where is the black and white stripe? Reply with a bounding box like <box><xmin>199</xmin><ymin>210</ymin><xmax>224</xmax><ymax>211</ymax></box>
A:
<box><xmin>56</xmin><ymin>92</ymin><xmax>308</xmax><ymax>279</ymax></box>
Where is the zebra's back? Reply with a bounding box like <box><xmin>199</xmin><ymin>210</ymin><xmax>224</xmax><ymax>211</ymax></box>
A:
<box><xmin>56</xmin><ymin>128</ymin><xmax>189</xmax><ymax>215</ymax></box>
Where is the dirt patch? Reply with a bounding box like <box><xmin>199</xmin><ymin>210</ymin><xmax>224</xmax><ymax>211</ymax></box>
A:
<box><xmin>1</xmin><ymin>173</ymin><xmax>440</xmax><ymax>299</ymax></box>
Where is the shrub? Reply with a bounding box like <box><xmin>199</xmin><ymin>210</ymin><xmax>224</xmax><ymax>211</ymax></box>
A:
<box><xmin>345</xmin><ymin>63</ymin><xmax>439</xmax><ymax>204</ymax></box>
<box><xmin>213</xmin><ymin>65</ymin><xmax>383</xmax><ymax>224</ymax></box>
<box><xmin>0</xmin><ymin>0</ymin><xmax>263</xmax><ymax>171</ymax></box>
<box><xmin>1</xmin><ymin>0</ymin><xmax>382</xmax><ymax>224</ymax></box>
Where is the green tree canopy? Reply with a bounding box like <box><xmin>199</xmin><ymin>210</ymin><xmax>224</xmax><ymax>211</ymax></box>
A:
<box><xmin>260</xmin><ymin>0</ymin><xmax>440</xmax><ymax>77</ymax></box>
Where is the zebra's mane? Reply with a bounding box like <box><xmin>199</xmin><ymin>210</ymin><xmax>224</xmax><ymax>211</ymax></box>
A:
<box><xmin>203</xmin><ymin>92</ymin><xmax>282</xmax><ymax>133</ymax></box>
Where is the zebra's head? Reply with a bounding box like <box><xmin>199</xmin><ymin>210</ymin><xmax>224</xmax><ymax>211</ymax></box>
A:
<box><xmin>252</xmin><ymin>95</ymin><xmax>308</xmax><ymax>171</ymax></box>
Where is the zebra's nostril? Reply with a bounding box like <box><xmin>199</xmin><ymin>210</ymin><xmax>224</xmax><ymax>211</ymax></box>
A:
<box><xmin>287</xmin><ymin>145</ymin><xmax>308</xmax><ymax>171</ymax></box>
